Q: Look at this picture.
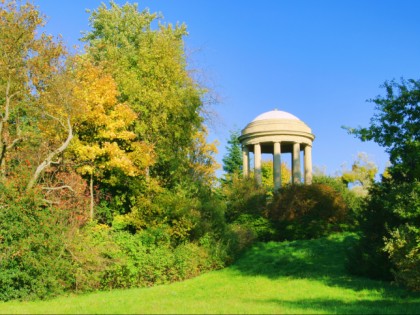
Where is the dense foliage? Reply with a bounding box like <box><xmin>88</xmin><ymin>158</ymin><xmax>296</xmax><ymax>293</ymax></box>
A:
<box><xmin>346</xmin><ymin>79</ymin><xmax>420</xmax><ymax>290</ymax></box>
<box><xmin>267</xmin><ymin>184</ymin><xmax>349</xmax><ymax>240</ymax></box>
<box><xmin>312</xmin><ymin>174</ymin><xmax>364</xmax><ymax>227</ymax></box>
<box><xmin>0</xmin><ymin>185</ymin><xmax>73</xmax><ymax>301</ymax></box>
<box><xmin>0</xmin><ymin>0</ymin><xmax>234</xmax><ymax>301</ymax></box>
<box><xmin>222</xmin><ymin>174</ymin><xmax>275</xmax><ymax>242</ymax></box>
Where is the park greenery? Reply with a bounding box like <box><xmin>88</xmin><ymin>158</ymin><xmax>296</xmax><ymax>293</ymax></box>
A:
<box><xmin>2</xmin><ymin>234</ymin><xmax>420</xmax><ymax>314</ymax></box>
<box><xmin>0</xmin><ymin>0</ymin><xmax>419</xmax><ymax>306</ymax></box>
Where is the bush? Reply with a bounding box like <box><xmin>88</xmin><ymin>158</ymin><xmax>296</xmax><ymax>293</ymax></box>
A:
<box><xmin>100</xmin><ymin>230</ymin><xmax>228</xmax><ymax>289</ymax></box>
<box><xmin>345</xmin><ymin>182</ymin><xmax>395</xmax><ymax>280</ymax></box>
<box><xmin>223</xmin><ymin>223</ymin><xmax>257</xmax><ymax>259</ymax></box>
<box><xmin>0</xmin><ymin>183</ymin><xmax>120</xmax><ymax>301</ymax></box>
<box><xmin>267</xmin><ymin>184</ymin><xmax>348</xmax><ymax>240</ymax></box>
<box><xmin>313</xmin><ymin>175</ymin><xmax>364</xmax><ymax>229</ymax></box>
<box><xmin>222</xmin><ymin>175</ymin><xmax>268</xmax><ymax>223</ymax></box>
<box><xmin>221</xmin><ymin>175</ymin><xmax>273</xmax><ymax>247</ymax></box>
<box><xmin>233</xmin><ymin>214</ymin><xmax>276</xmax><ymax>241</ymax></box>
<box><xmin>0</xmin><ymin>184</ymin><xmax>74</xmax><ymax>301</ymax></box>
<box><xmin>124</xmin><ymin>182</ymin><xmax>228</xmax><ymax>246</ymax></box>
<box><xmin>347</xmin><ymin>180</ymin><xmax>420</xmax><ymax>286</ymax></box>
<box><xmin>384</xmin><ymin>224</ymin><xmax>420</xmax><ymax>291</ymax></box>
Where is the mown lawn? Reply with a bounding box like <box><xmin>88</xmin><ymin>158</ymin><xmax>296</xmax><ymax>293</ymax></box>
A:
<box><xmin>1</xmin><ymin>233</ymin><xmax>419</xmax><ymax>314</ymax></box>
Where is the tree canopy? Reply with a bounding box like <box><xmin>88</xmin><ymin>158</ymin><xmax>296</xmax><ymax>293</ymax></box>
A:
<box><xmin>82</xmin><ymin>1</ymin><xmax>205</xmax><ymax>188</ymax></box>
<box><xmin>345</xmin><ymin>79</ymin><xmax>420</xmax><ymax>182</ymax></box>
<box><xmin>345</xmin><ymin>78</ymin><xmax>420</xmax><ymax>290</ymax></box>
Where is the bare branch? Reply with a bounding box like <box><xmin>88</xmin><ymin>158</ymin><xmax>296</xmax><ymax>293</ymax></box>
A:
<box><xmin>44</xmin><ymin>113</ymin><xmax>67</xmax><ymax>129</ymax></box>
<box><xmin>6</xmin><ymin>137</ymin><xmax>22</xmax><ymax>150</ymax></box>
<box><xmin>42</xmin><ymin>185</ymin><xmax>75</xmax><ymax>193</ymax></box>
<box><xmin>26</xmin><ymin>116</ymin><xmax>73</xmax><ymax>190</ymax></box>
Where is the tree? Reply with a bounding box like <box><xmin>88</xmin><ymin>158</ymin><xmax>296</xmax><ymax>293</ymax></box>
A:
<box><xmin>341</xmin><ymin>152</ymin><xmax>378</xmax><ymax>196</ymax></box>
<box><xmin>222</xmin><ymin>129</ymin><xmax>243</xmax><ymax>175</ymax></box>
<box><xmin>345</xmin><ymin>78</ymin><xmax>420</xmax><ymax>290</ymax></box>
<box><xmin>26</xmin><ymin>59</ymin><xmax>80</xmax><ymax>191</ymax></box>
<box><xmin>345</xmin><ymin>79</ymin><xmax>419</xmax><ymax>183</ymax></box>
<box><xmin>80</xmin><ymin>2</ymin><xmax>223</xmax><ymax>244</ymax></box>
<box><xmin>261</xmin><ymin>160</ymin><xmax>291</xmax><ymax>189</ymax></box>
<box><xmin>69</xmin><ymin>57</ymin><xmax>155</xmax><ymax>220</ymax></box>
<box><xmin>0</xmin><ymin>0</ymin><xmax>78</xmax><ymax>190</ymax></box>
<box><xmin>188</xmin><ymin>127</ymin><xmax>220</xmax><ymax>187</ymax></box>
<box><xmin>0</xmin><ymin>0</ymin><xmax>38</xmax><ymax>178</ymax></box>
<box><xmin>82</xmin><ymin>1</ymin><xmax>204</xmax><ymax>188</ymax></box>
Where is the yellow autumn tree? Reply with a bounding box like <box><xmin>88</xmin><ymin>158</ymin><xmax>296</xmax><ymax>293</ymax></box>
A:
<box><xmin>69</xmin><ymin>57</ymin><xmax>155</xmax><ymax>219</ymax></box>
<box><xmin>261</xmin><ymin>159</ymin><xmax>292</xmax><ymax>189</ymax></box>
<box><xmin>83</xmin><ymin>2</ymin><xmax>205</xmax><ymax>188</ymax></box>
<box><xmin>188</xmin><ymin>127</ymin><xmax>220</xmax><ymax>187</ymax></box>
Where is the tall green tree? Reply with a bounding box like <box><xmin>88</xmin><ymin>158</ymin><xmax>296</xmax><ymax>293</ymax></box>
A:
<box><xmin>81</xmin><ymin>2</ymin><xmax>223</xmax><ymax>243</ymax></box>
<box><xmin>345</xmin><ymin>78</ymin><xmax>420</xmax><ymax>290</ymax></box>
<box><xmin>222</xmin><ymin>129</ymin><xmax>242</xmax><ymax>175</ymax></box>
<box><xmin>82</xmin><ymin>1</ymin><xmax>204</xmax><ymax>188</ymax></box>
<box><xmin>346</xmin><ymin>79</ymin><xmax>419</xmax><ymax>183</ymax></box>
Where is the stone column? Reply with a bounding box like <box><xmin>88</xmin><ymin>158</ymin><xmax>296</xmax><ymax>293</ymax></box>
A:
<box><xmin>292</xmin><ymin>142</ymin><xmax>301</xmax><ymax>184</ymax></box>
<box><xmin>254</xmin><ymin>143</ymin><xmax>262</xmax><ymax>185</ymax></box>
<box><xmin>242</xmin><ymin>146</ymin><xmax>249</xmax><ymax>178</ymax></box>
<box><xmin>304</xmin><ymin>145</ymin><xmax>313</xmax><ymax>185</ymax></box>
<box><xmin>273</xmin><ymin>142</ymin><xmax>282</xmax><ymax>190</ymax></box>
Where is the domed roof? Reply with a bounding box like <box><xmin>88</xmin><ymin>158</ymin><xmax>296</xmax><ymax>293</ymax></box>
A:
<box><xmin>252</xmin><ymin>109</ymin><xmax>300</xmax><ymax>122</ymax></box>
<box><xmin>239</xmin><ymin>108</ymin><xmax>315</xmax><ymax>148</ymax></box>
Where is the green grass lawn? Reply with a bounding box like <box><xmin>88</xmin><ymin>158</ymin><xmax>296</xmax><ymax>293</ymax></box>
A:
<box><xmin>1</xmin><ymin>233</ymin><xmax>419</xmax><ymax>314</ymax></box>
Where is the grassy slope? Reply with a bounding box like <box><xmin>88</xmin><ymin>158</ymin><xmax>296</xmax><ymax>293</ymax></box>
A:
<box><xmin>1</xmin><ymin>233</ymin><xmax>419</xmax><ymax>314</ymax></box>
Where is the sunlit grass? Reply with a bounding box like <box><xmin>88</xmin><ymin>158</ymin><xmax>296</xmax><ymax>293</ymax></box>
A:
<box><xmin>1</xmin><ymin>233</ymin><xmax>419</xmax><ymax>314</ymax></box>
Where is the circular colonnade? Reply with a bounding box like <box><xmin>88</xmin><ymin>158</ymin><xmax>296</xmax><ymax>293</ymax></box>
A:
<box><xmin>239</xmin><ymin>109</ymin><xmax>315</xmax><ymax>189</ymax></box>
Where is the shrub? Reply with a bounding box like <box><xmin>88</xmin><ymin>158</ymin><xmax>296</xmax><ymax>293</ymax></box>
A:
<box><xmin>100</xmin><ymin>230</ymin><xmax>228</xmax><ymax>289</ymax></box>
<box><xmin>221</xmin><ymin>175</ymin><xmax>272</xmax><ymax>249</ymax></box>
<box><xmin>0</xmin><ymin>184</ymin><xmax>74</xmax><ymax>301</ymax></box>
<box><xmin>313</xmin><ymin>174</ymin><xmax>364</xmax><ymax>229</ymax></box>
<box><xmin>66</xmin><ymin>223</ymin><xmax>120</xmax><ymax>292</ymax></box>
<box><xmin>267</xmin><ymin>184</ymin><xmax>348</xmax><ymax>240</ymax></box>
<box><xmin>0</xmin><ymin>183</ymin><xmax>119</xmax><ymax>301</ymax></box>
<box><xmin>190</xmin><ymin>187</ymin><xmax>227</xmax><ymax>241</ymax></box>
<box><xmin>347</xmin><ymin>180</ymin><xmax>420</xmax><ymax>285</ymax></box>
<box><xmin>384</xmin><ymin>224</ymin><xmax>420</xmax><ymax>291</ymax></box>
<box><xmin>222</xmin><ymin>175</ymin><xmax>268</xmax><ymax>222</ymax></box>
<box><xmin>223</xmin><ymin>223</ymin><xmax>257</xmax><ymax>259</ymax></box>
<box><xmin>345</xmin><ymin>182</ymin><xmax>395</xmax><ymax>280</ymax></box>
<box><xmin>125</xmin><ymin>183</ymin><xmax>227</xmax><ymax>246</ymax></box>
<box><xmin>233</xmin><ymin>214</ymin><xmax>276</xmax><ymax>241</ymax></box>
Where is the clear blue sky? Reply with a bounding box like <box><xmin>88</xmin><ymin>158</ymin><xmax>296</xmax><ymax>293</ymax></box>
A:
<box><xmin>38</xmin><ymin>0</ymin><xmax>420</xmax><ymax>177</ymax></box>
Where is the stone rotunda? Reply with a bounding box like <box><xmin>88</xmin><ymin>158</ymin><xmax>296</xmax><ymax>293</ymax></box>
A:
<box><xmin>239</xmin><ymin>109</ymin><xmax>315</xmax><ymax>189</ymax></box>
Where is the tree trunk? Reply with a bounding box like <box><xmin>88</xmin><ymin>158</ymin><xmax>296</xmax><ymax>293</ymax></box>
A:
<box><xmin>90</xmin><ymin>173</ymin><xmax>94</xmax><ymax>221</ymax></box>
<box><xmin>0</xmin><ymin>77</ymin><xmax>12</xmax><ymax>179</ymax></box>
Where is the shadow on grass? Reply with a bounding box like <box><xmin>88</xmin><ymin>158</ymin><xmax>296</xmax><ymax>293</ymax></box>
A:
<box><xmin>231</xmin><ymin>233</ymin><xmax>420</xmax><ymax>302</ymax></box>
<box><xmin>252</xmin><ymin>297</ymin><xmax>420</xmax><ymax>314</ymax></box>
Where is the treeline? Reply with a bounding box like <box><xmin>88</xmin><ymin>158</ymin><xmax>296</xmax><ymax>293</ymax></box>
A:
<box><xmin>0</xmin><ymin>0</ymin><xmax>235</xmax><ymax>301</ymax></box>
